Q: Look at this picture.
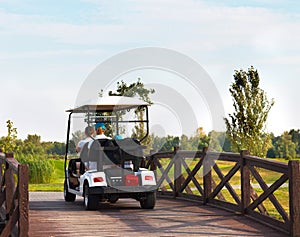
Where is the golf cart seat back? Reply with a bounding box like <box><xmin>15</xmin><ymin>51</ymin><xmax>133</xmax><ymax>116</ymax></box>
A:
<box><xmin>79</xmin><ymin>142</ymin><xmax>89</xmax><ymax>164</ymax></box>
<box><xmin>68</xmin><ymin>158</ymin><xmax>85</xmax><ymax>177</ymax></box>
<box><xmin>88</xmin><ymin>139</ymin><xmax>121</xmax><ymax>171</ymax></box>
<box><xmin>116</xmin><ymin>138</ymin><xmax>144</xmax><ymax>172</ymax></box>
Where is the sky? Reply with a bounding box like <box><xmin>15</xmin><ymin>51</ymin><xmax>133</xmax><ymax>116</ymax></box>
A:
<box><xmin>0</xmin><ymin>0</ymin><xmax>300</xmax><ymax>142</ymax></box>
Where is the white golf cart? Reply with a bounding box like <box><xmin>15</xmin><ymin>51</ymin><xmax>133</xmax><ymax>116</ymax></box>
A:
<box><xmin>64</xmin><ymin>96</ymin><xmax>157</xmax><ymax>210</ymax></box>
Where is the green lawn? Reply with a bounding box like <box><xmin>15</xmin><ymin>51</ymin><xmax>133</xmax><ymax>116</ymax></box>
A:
<box><xmin>29</xmin><ymin>159</ymin><xmax>65</xmax><ymax>192</ymax></box>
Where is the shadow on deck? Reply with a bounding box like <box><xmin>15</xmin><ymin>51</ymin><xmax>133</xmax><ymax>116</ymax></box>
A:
<box><xmin>29</xmin><ymin>192</ymin><xmax>287</xmax><ymax>237</ymax></box>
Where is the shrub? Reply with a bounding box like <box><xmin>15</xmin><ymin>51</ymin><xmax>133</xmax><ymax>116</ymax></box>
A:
<box><xmin>16</xmin><ymin>153</ymin><xmax>54</xmax><ymax>184</ymax></box>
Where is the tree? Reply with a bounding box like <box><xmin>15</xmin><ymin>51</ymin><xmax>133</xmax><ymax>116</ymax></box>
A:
<box><xmin>195</xmin><ymin>127</ymin><xmax>210</xmax><ymax>151</ymax></box>
<box><xmin>108</xmin><ymin>78</ymin><xmax>155</xmax><ymax>104</ymax></box>
<box><xmin>224</xmin><ymin>66</ymin><xmax>274</xmax><ymax>157</ymax></box>
<box><xmin>19</xmin><ymin>134</ymin><xmax>45</xmax><ymax>155</ymax></box>
<box><xmin>288</xmin><ymin>129</ymin><xmax>300</xmax><ymax>156</ymax></box>
<box><xmin>45</xmin><ymin>142</ymin><xmax>66</xmax><ymax>156</ymax></box>
<box><xmin>160</xmin><ymin>135</ymin><xmax>180</xmax><ymax>151</ymax></box>
<box><xmin>274</xmin><ymin>131</ymin><xmax>296</xmax><ymax>159</ymax></box>
<box><xmin>180</xmin><ymin>134</ymin><xmax>193</xmax><ymax>150</ymax></box>
<box><xmin>208</xmin><ymin>131</ymin><xmax>224</xmax><ymax>152</ymax></box>
<box><xmin>0</xmin><ymin>120</ymin><xmax>18</xmax><ymax>153</ymax></box>
<box><xmin>107</xmin><ymin>78</ymin><xmax>155</xmax><ymax>146</ymax></box>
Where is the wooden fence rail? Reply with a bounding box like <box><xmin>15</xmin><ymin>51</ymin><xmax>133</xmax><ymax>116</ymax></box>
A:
<box><xmin>0</xmin><ymin>150</ymin><xmax>29</xmax><ymax>237</ymax></box>
<box><xmin>146</xmin><ymin>147</ymin><xmax>300</xmax><ymax>237</ymax></box>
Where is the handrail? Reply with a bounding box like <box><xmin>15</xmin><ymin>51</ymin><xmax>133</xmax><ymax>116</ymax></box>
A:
<box><xmin>0</xmin><ymin>151</ymin><xmax>29</xmax><ymax>237</ymax></box>
<box><xmin>146</xmin><ymin>147</ymin><xmax>300</xmax><ymax>237</ymax></box>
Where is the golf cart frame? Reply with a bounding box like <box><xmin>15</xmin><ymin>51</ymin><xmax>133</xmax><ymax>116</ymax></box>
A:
<box><xmin>64</xmin><ymin>96</ymin><xmax>157</xmax><ymax>210</ymax></box>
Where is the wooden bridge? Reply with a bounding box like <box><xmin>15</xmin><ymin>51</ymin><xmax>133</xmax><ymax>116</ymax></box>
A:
<box><xmin>2</xmin><ymin>148</ymin><xmax>300</xmax><ymax>236</ymax></box>
<box><xmin>29</xmin><ymin>192</ymin><xmax>286</xmax><ymax>236</ymax></box>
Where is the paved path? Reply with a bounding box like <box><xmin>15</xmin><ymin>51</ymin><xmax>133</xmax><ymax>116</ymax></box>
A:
<box><xmin>29</xmin><ymin>192</ymin><xmax>287</xmax><ymax>237</ymax></box>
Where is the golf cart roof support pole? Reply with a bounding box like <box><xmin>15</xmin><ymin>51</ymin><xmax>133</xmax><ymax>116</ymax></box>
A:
<box><xmin>140</xmin><ymin>105</ymin><xmax>149</xmax><ymax>143</ymax></box>
<box><xmin>64</xmin><ymin>111</ymin><xmax>73</xmax><ymax>179</ymax></box>
<box><xmin>116</xmin><ymin>112</ymin><xmax>119</xmax><ymax>135</ymax></box>
<box><xmin>87</xmin><ymin>106</ymin><xmax>90</xmax><ymax>127</ymax></box>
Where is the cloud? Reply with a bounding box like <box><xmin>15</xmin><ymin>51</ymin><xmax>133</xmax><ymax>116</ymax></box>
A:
<box><xmin>0</xmin><ymin>0</ymin><xmax>299</xmax><ymax>140</ymax></box>
<box><xmin>0</xmin><ymin>0</ymin><xmax>299</xmax><ymax>51</ymax></box>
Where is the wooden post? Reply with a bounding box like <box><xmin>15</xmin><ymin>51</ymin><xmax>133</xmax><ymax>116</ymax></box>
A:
<box><xmin>149</xmin><ymin>150</ymin><xmax>158</xmax><ymax>186</ymax></box>
<box><xmin>173</xmin><ymin>146</ymin><xmax>181</xmax><ymax>198</ymax></box>
<box><xmin>5</xmin><ymin>153</ymin><xmax>15</xmax><ymax>218</ymax></box>
<box><xmin>202</xmin><ymin>147</ymin><xmax>211</xmax><ymax>204</ymax></box>
<box><xmin>0</xmin><ymin>150</ymin><xmax>5</xmax><ymax>183</ymax></box>
<box><xmin>240</xmin><ymin>150</ymin><xmax>250</xmax><ymax>215</ymax></box>
<box><xmin>149</xmin><ymin>150</ymin><xmax>156</xmax><ymax>171</ymax></box>
<box><xmin>289</xmin><ymin>160</ymin><xmax>300</xmax><ymax>237</ymax></box>
<box><xmin>18</xmin><ymin>164</ymin><xmax>29</xmax><ymax>237</ymax></box>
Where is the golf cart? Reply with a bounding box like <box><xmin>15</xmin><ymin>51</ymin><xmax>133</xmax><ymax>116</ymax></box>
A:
<box><xmin>64</xmin><ymin>96</ymin><xmax>157</xmax><ymax>210</ymax></box>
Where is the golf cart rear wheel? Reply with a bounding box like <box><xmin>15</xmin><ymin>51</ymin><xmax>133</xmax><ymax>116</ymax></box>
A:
<box><xmin>140</xmin><ymin>192</ymin><xmax>156</xmax><ymax>209</ymax></box>
<box><xmin>108</xmin><ymin>195</ymin><xmax>119</xmax><ymax>204</ymax></box>
<box><xmin>64</xmin><ymin>180</ymin><xmax>76</xmax><ymax>202</ymax></box>
<box><xmin>84</xmin><ymin>183</ymin><xmax>99</xmax><ymax>210</ymax></box>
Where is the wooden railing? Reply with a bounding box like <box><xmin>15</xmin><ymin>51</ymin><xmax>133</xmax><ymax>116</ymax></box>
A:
<box><xmin>0</xmin><ymin>151</ymin><xmax>29</xmax><ymax>237</ymax></box>
<box><xmin>146</xmin><ymin>147</ymin><xmax>300</xmax><ymax>237</ymax></box>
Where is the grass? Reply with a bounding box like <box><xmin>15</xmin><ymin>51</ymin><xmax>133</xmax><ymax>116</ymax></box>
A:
<box><xmin>29</xmin><ymin>159</ymin><xmax>65</xmax><ymax>192</ymax></box>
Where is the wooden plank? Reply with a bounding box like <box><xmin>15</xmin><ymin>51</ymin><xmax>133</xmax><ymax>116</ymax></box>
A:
<box><xmin>247</xmin><ymin>209</ymin><xmax>289</xmax><ymax>234</ymax></box>
<box><xmin>289</xmin><ymin>160</ymin><xmax>300</xmax><ymax>237</ymax></box>
<box><xmin>180</xmin><ymin>158</ymin><xmax>203</xmax><ymax>195</ymax></box>
<box><xmin>5</xmin><ymin>168</ymin><xmax>14</xmax><ymax>216</ymax></box>
<box><xmin>209</xmin><ymin>199</ymin><xmax>240</xmax><ymax>213</ymax></box>
<box><xmin>250</xmin><ymin>186</ymin><xmax>268</xmax><ymax>215</ymax></box>
<box><xmin>0</xmin><ymin>206</ymin><xmax>19</xmax><ymax>237</ymax></box>
<box><xmin>209</xmin><ymin>163</ymin><xmax>240</xmax><ymax>202</ymax></box>
<box><xmin>173</xmin><ymin>147</ymin><xmax>181</xmax><ymax>197</ymax></box>
<box><xmin>29</xmin><ymin>192</ymin><xmax>288</xmax><ymax>237</ymax></box>
<box><xmin>212</xmin><ymin>163</ymin><xmax>241</xmax><ymax>205</ymax></box>
<box><xmin>241</xmin><ymin>150</ymin><xmax>250</xmax><ymax>214</ymax></box>
<box><xmin>155</xmin><ymin>158</ymin><xmax>175</xmax><ymax>191</ymax></box>
<box><xmin>245</xmin><ymin>155</ymin><xmax>288</xmax><ymax>174</ymax></box>
<box><xmin>18</xmin><ymin>164</ymin><xmax>29</xmax><ymax>237</ymax></box>
<box><xmin>248</xmin><ymin>165</ymin><xmax>289</xmax><ymax>222</ymax></box>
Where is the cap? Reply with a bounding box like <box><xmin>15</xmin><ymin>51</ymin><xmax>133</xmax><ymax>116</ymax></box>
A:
<box><xmin>95</xmin><ymin>122</ymin><xmax>106</xmax><ymax>130</ymax></box>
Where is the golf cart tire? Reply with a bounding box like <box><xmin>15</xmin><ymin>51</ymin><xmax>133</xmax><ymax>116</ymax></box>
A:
<box><xmin>64</xmin><ymin>180</ymin><xmax>76</xmax><ymax>202</ymax></box>
<box><xmin>84</xmin><ymin>183</ymin><xmax>99</xmax><ymax>210</ymax></box>
<box><xmin>140</xmin><ymin>192</ymin><xmax>156</xmax><ymax>209</ymax></box>
<box><xmin>109</xmin><ymin>195</ymin><xmax>119</xmax><ymax>204</ymax></box>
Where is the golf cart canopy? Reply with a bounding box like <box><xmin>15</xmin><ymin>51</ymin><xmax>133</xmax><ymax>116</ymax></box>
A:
<box><xmin>66</xmin><ymin>96</ymin><xmax>150</xmax><ymax>113</ymax></box>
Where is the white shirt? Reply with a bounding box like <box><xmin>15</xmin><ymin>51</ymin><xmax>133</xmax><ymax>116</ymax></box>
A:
<box><xmin>77</xmin><ymin>137</ymin><xmax>93</xmax><ymax>152</ymax></box>
<box><xmin>88</xmin><ymin>134</ymin><xmax>111</xmax><ymax>149</ymax></box>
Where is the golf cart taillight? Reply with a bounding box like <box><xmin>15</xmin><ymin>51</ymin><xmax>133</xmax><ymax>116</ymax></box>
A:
<box><xmin>93</xmin><ymin>177</ymin><xmax>104</xmax><ymax>183</ymax></box>
<box><xmin>145</xmin><ymin>175</ymin><xmax>153</xmax><ymax>181</ymax></box>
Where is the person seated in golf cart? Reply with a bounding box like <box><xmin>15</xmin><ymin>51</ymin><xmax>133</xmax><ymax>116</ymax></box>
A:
<box><xmin>87</xmin><ymin>122</ymin><xmax>118</xmax><ymax>170</ymax></box>
<box><xmin>88</xmin><ymin>122</ymin><xmax>111</xmax><ymax>149</ymax></box>
<box><xmin>76</xmin><ymin>126</ymin><xmax>95</xmax><ymax>153</ymax></box>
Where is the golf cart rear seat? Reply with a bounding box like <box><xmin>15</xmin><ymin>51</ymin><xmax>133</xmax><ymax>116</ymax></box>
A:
<box><xmin>88</xmin><ymin>139</ymin><xmax>121</xmax><ymax>171</ymax></box>
<box><xmin>68</xmin><ymin>158</ymin><xmax>85</xmax><ymax>188</ymax></box>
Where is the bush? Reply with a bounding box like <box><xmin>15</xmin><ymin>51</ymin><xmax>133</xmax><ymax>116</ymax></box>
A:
<box><xmin>16</xmin><ymin>153</ymin><xmax>54</xmax><ymax>184</ymax></box>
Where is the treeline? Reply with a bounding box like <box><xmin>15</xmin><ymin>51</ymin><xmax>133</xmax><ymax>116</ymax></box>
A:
<box><xmin>0</xmin><ymin>120</ymin><xmax>65</xmax><ymax>183</ymax></box>
<box><xmin>1</xmin><ymin>120</ymin><xmax>299</xmax><ymax>185</ymax></box>
<box><xmin>146</xmin><ymin>128</ymin><xmax>300</xmax><ymax>160</ymax></box>
<box><xmin>0</xmin><ymin>134</ymin><xmax>66</xmax><ymax>158</ymax></box>
<box><xmin>2</xmin><ymin>127</ymin><xmax>300</xmax><ymax>161</ymax></box>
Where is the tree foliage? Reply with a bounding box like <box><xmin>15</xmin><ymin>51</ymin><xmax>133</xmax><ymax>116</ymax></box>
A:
<box><xmin>224</xmin><ymin>66</ymin><xmax>274</xmax><ymax>157</ymax></box>
<box><xmin>109</xmin><ymin>78</ymin><xmax>155</xmax><ymax>104</ymax></box>
<box><xmin>108</xmin><ymin>78</ymin><xmax>155</xmax><ymax>144</ymax></box>
<box><xmin>273</xmin><ymin>131</ymin><xmax>296</xmax><ymax>160</ymax></box>
<box><xmin>0</xmin><ymin>120</ymin><xmax>18</xmax><ymax>153</ymax></box>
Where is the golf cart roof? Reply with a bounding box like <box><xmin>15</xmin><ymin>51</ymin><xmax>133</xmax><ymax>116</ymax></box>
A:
<box><xmin>66</xmin><ymin>96</ymin><xmax>150</xmax><ymax>113</ymax></box>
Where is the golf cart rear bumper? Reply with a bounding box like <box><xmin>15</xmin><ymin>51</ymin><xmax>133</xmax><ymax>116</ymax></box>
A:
<box><xmin>88</xmin><ymin>186</ymin><xmax>156</xmax><ymax>195</ymax></box>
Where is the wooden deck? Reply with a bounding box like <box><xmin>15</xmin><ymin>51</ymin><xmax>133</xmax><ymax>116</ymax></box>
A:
<box><xmin>29</xmin><ymin>192</ymin><xmax>287</xmax><ymax>237</ymax></box>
